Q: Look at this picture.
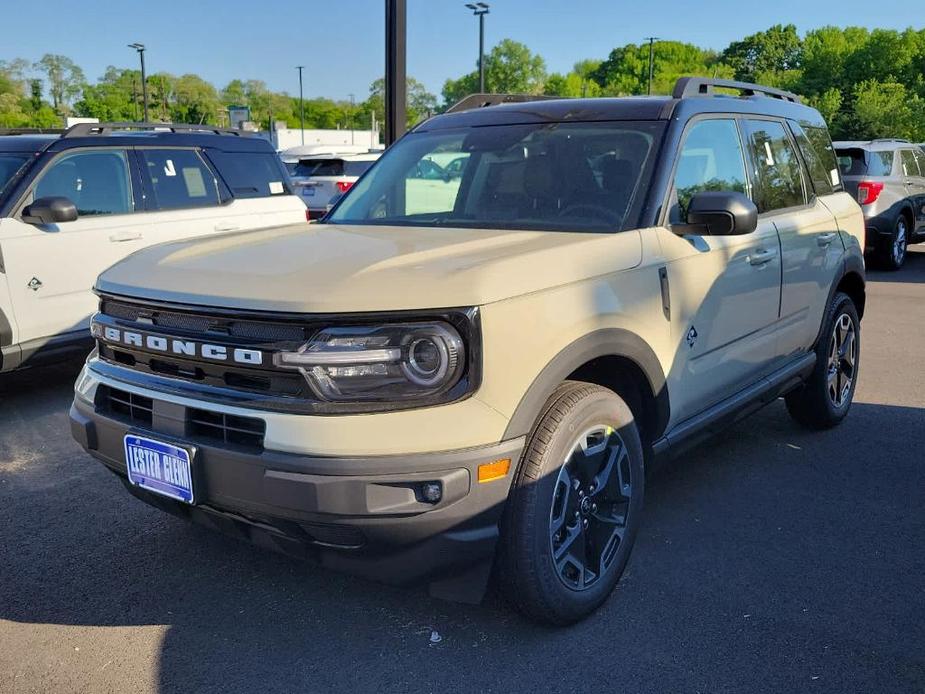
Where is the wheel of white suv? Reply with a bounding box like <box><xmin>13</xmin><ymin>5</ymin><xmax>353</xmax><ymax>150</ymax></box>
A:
<box><xmin>498</xmin><ymin>381</ymin><xmax>645</xmax><ymax>625</ymax></box>
<box><xmin>785</xmin><ymin>292</ymin><xmax>860</xmax><ymax>429</ymax></box>
<box><xmin>879</xmin><ymin>214</ymin><xmax>908</xmax><ymax>271</ymax></box>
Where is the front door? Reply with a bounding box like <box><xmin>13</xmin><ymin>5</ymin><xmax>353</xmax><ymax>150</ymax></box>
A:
<box><xmin>0</xmin><ymin>147</ymin><xmax>142</xmax><ymax>345</ymax></box>
<box><xmin>657</xmin><ymin>117</ymin><xmax>783</xmax><ymax>421</ymax></box>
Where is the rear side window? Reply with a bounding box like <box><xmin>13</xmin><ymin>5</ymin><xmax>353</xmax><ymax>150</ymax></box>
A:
<box><xmin>207</xmin><ymin>151</ymin><xmax>288</xmax><ymax>198</ymax></box>
<box><xmin>34</xmin><ymin>149</ymin><xmax>133</xmax><ymax>216</ymax></box>
<box><xmin>671</xmin><ymin>118</ymin><xmax>749</xmax><ymax>223</ymax></box>
<box><xmin>900</xmin><ymin>149</ymin><xmax>920</xmax><ymax>177</ymax></box>
<box><xmin>139</xmin><ymin>149</ymin><xmax>220</xmax><ymax>210</ymax></box>
<box><xmin>914</xmin><ymin>150</ymin><xmax>925</xmax><ymax>176</ymax></box>
<box><xmin>789</xmin><ymin>120</ymin><xmax>840</xmax><ymax>195</ymax></box>
<box><xmin>741</xmin><ymin>119</ymin><xmax>806</xmax><ymax>213</ymax></box>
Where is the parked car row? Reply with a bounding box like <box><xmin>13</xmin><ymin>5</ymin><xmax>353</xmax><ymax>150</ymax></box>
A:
<box><xmin>834</xmin><ymin>138</ymin><xmax>925</xmax><ymax>270</ymax></box>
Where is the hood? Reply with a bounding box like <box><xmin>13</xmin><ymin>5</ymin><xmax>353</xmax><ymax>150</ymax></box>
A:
<box><xmin>97</xmin><ymin>223</ymin><xmax>642</xmax><ymax>313</ymax></box>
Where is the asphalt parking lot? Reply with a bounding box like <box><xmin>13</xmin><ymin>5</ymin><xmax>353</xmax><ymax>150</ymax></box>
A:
<box><xmin>1</xmin><ymin>250</ymin><xmax>923</xmax><ymax>694</ymax></box>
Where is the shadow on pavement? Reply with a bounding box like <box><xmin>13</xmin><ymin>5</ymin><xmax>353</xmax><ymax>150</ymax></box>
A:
<box><xmin>1</xmin><ymin>384</ymin><xmax>923</xmax><ymax>692</ymax></box>
<box><xmin>867</xmin><ymin>246</ymin><xmax>925</xmax><ymax>283</ymax></box>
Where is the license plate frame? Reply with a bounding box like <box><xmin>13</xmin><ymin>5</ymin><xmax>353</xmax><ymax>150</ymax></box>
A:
<box><xmin>123</xmin><ymin>434</ymin><xmax>196</xmax><ymax>504</ymax></box>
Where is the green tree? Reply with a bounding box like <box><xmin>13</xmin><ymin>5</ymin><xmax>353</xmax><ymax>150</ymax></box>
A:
<box><xmin>442</xmin><ymin>39</ymin><xmax>546</xmax><ymax>105</ymax></box>
<box><xmin>721</xmin><ymin>24</ymin><xmax>802</xmax><ymax>83</ymax></box>
<box><xmin>363</xmin><ymin>76</ymin><xmax>437</xmax><ymax>130</ymax></box>
<box><xmin>591</xmin><ymin>41</ymin><xmax>730</xmax><ymax>96</ymax></box>
<box><xmin>36</xmin><ymin>54</ymin><xmax>85</xmax><ymax>115</ymax></box>
<box><xmin>850</xmin><ymin>80</ymin><xmax>925</xmax><ymax>141</ymax></box>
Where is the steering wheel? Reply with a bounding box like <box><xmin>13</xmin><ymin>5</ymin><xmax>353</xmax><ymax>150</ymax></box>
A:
<box><xmin>558</xmin><ymin>203</ymin><xmax>621</xmax><ymax>226</ymax></box>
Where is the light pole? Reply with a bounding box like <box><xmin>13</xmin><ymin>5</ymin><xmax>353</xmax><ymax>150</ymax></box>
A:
<box><xmin>465</xmin><ymin>3</ymin><xmax>490</xmax><ymax>93</ymax></box>
<box><xmin>128</xmin><ymin>43</ymin><xmax>148</xmax><ymax>122</ymax></box>
<box><xmin>644</xmin><ymin>37</ymin><xmax>659</xmax><ymax>95</ymax></box>
<box><xmin>296</xmin><ymin>66</ymin><xmax>305</xmax><ymax>145</ymax></box>
<box><xmin>348</xmin><ymin>93</ymin><xmax>356</xmax><ymax>145</ymax></box>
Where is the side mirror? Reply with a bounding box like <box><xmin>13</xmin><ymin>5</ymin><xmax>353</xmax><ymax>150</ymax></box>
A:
<box><xmin>21</xmin><ymin>196</ymin><xmax>78</xmax><ymax>225</ymax></box>
<box><xmin>685</xmin><ymin>191</ymin><xmax>757</xmax><ymax>236</ymax></box>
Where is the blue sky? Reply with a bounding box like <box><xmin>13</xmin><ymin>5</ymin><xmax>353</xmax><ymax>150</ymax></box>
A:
<box><xmin>4</xmin><ymin>0</ymin><xmax>921</xmax><ymax>101</ymax></box>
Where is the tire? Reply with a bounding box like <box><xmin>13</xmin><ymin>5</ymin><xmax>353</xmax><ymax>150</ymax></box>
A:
<box><xmin>785</xmin><ymin>292</ymin><xmax>860</xmax><ymax>430</ymax></box>
<box><xmin>877</xmin><ymin>214</ymin><xmax>909</xmax><ymax>270</ymax></box>
<box><xmin>498</xmin><ymin>381</ymin><xmax>645</xmax><ymax>625</ymax></box>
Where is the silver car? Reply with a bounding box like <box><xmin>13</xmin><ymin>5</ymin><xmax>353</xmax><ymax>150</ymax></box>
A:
<box><xmin>834</xmin><ymin>139</ymin><xmax>925</xmax><ymax>269</ymax></box>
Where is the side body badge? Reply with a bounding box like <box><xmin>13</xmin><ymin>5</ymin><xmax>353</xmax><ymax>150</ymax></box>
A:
<box><xmin>686</xmin><ymin>326</ymin><xmax>698</xmax><ymax>348</ymax></box>
<box><xmin>27</xmin><ymin>277</ymin><xmax>43</xmax><ymax>291</ymax></box>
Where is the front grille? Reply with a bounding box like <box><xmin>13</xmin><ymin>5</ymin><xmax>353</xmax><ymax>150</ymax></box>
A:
<box><xmin>101</xmin><ymin>299</ymin><xmax>307</xmax><ymax>341</ymax></box>
<box><xmin>99</xmin><ymin>386</ymin><xmax>153</xmax><ymax>426</ymax></box>
<box><xmin>188</xmin><ymin>408</ymin><xmax>266</xmax><ymax>449</ymax></box>
<box><xmin>97</xmin><ymin>385</ymin><xmax>265</xmax><ymax>450</ymax></box>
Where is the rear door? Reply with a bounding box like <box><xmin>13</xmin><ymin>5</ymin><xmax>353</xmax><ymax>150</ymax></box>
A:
<box><xmin>657</xmin><ymin>117</ymin><xmax>783</xmax><ymax>418</ymax></box>
<box><xmin>909</xmin><ymin>149</ymin><xmax>925</xmax><ymax>235</ymax></box>
<box><xmin>768</xmin><ymin>118</ymin><xmax>845</xmax><ymax>355</ymax></box>
<box><xmin>0</xmin><ymin>147</ymin><xmax>141</xmax><ymax>344</ymax></box>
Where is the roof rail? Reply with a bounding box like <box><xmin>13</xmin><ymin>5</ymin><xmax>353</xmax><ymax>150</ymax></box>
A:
<box><xmin>0</xmin><ymin>127</ymin><xmax>65</xmax><ymax>135</ymax></box>
<box><xmin>872</xmin><ymin>138</ymin><xmax>911</xmax><ymax>143</ymax></box>
<box><xmin>446</xmin><ymin>93</ymin><xmax>560</xmax><ymax>114</ymax></box>
<box><xmin>62</xmin><ymin>122</ymin><xmax>250</xmax><ymax>138</ymax></box>
<box><xmin>673</xmin><ymin>77</ymin><xmax>801</xmax><ymax>104</ymax></box>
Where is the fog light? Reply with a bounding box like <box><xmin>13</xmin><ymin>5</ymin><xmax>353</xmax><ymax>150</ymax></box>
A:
<box><xmin>421</xmin><ymin>482</ymin><xmax>442</xmax><ymax>503</ymax></box>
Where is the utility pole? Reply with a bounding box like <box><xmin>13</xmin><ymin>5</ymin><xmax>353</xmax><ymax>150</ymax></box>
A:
<box><xmin>385</xmin><ymin>0</ymin><xmax>407</xmax><ymax>145</ymax></box>
<box><xmin>296</xmin><ymin>66</ymin><xmax>305</xmax><ymax>145</ymax></box>
<box><xmin>645</xmin><ymin>37</ymin><xmax>659</xmax><ymax>95</ymax></box>
<box><xmin>128</xmin><ymin>43</ymin><xmax>148</xmax><ymax>122</ymax></box>
<box><xmin>465</xmin><ymin>3</ymin><xmax>490</xmax><ymax>93</ymax></box>
<box><xmin>349</xmin><ymin>93</ymin><xmax>356</xmax><ymax>145</ymax></box>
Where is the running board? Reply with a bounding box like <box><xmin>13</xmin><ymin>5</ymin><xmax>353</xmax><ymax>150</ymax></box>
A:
<box><xmin>652</xmin><ymin>353</ymin><xmax>816</xmax><ymax>459</ymax></box>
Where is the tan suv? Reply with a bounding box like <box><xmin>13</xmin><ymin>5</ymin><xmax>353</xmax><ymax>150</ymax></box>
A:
<box><xmin>70</xmin><ymin>78</ymin><xmax>866</xmax><ymax>625</ymax></box>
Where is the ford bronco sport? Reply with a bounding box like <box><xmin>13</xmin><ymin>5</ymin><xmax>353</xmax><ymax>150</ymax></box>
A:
<box><xmin>70</xmin><ymin>78</ymin><xmax>866</xmax><ymax>625</ymax></box>
<box><xmin>0</xmin><ymin>122</ymin><xmax>305</xmax><ymax>373</ymax></box>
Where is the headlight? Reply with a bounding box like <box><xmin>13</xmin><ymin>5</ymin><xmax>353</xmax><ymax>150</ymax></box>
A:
<box><xmin>273</xmin><ymin>322</ymin><xmax>466</xmax><ymax>402</ymax></box>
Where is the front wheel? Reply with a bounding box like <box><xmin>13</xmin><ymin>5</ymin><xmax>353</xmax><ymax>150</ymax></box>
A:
<box><xmin>785</xmin><ymin>291</ymin><xmax>860</xmax><ymax>429</ymax></box>
<box><xmin>498</xmin><ymin>381</ymin><xmax>645</xmax><ymax>625</ymax></box>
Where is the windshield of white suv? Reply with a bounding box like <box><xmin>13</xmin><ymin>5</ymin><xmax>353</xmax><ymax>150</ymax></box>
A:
<box><xmin>326</xmin><ymin>121</ymin><xmax>664</xmax><ymax>232</ymax></box>
<box><xmin>0</xmin><ymin>153</ymin><xmax>28</xmax><ymax>197</ymax></box>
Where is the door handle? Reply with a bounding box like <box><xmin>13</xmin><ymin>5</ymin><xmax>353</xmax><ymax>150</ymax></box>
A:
<box><xmin>817</xmin><ymin>232</ymin><xmax>838</xmax><ymax>247</ymax></box>
<box><xmin>109</xmin><ymin>231</ymin><xmax>142</xmax><ymax>243</ymax></box>
<box><xmin>214</xmin><ymin>224</ymin><xmax>241</xmax><ymax>232</ymax></box>
<box><xmin>748</xmin><ymin>248</ymin><xmax>777</xmax><ymax>266</ymax></box>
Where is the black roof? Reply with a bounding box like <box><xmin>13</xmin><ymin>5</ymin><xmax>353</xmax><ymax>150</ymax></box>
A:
<box><xmin>0</xmin><ymin>128</ymin><xmax>274</xmax><ymax>155</ymax></box>
<box><xmin>418</xmin><ymin>78</ymin><xmax>822</xmax><ymax>131</ymax></box>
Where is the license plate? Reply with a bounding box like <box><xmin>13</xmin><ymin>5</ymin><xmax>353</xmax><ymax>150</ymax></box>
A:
<box><xmin>302</xmin><ymin>187</ymin><xmax>315</xmax><ymax>197</ymax></box>
<box><xmin>124</xmin><ymin>434</ymin><xmax>194</xmax><ymax>504</ymax></box>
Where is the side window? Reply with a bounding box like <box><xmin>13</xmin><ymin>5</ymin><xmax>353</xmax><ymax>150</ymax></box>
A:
<box><xmin>789</xmin><ymin>120</ymin><xmax>838</xmax><ymax>195</ymax></box>
<box><xmin>742</xmin><ymin>119</ymin><xmax>807</xmax><ymax>213</ymax></box>
<box><xmin>139</xmin><ymin>149</ymin><xmax>220</xmax><ymax>210</ymax></box>
<box><xmin>913</xmin><ymin>149</ymin><xmax>925</xmax><ymax>178</ymax></box>
<box><xmin>900</xmin><ymin>149</ymin><xmax>920</xmax><ymax>177</ymax></box>
<box><xmin>671</xmin><ymin>118</ymin><xmax>748</xmax><ymax>223</ymax></box>
<box><xmin>33</xmin><ymin>149</ymin><xmax>133</xmax><ymax>216</ymax></box>
<box><xmin>206</xmin><ymin>151</ymin><xmax>288</xmax><ymax>199</ymax></box>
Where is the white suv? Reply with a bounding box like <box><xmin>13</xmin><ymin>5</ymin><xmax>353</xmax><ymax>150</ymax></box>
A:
<box><xmin>0</xmin><ymin>123</ymin><xmax>307</xmax><ymax>372</ymax></box>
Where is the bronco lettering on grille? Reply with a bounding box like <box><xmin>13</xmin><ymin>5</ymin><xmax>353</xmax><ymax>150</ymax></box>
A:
<box><xmin>96</xmin><ymin>324</ymin><xmax>264</xmax><ymax>366</ymax></box>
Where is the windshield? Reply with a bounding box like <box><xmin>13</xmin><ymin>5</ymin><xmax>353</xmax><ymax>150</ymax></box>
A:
<box><xmin>0</xmin><ymin>153</ymin><xmax>29</xmax><ymax>197</ymax></box>
<box><xmin>327</xmin><ymin>121</ymin><xmax>664</xmax><ymax>232</ymax></box>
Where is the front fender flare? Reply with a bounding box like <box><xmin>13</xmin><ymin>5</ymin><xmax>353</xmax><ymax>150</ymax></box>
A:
<box><xmin>501</xmin><ymin>328</ymin><xmax>670</xmax><ymax>440</ymax></box>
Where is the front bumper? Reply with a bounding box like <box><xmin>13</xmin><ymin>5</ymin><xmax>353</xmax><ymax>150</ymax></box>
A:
<box><xmin>70</xmin><ymin>394</ymin><xmax>524</xmax><ymax>602</ymax></box>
